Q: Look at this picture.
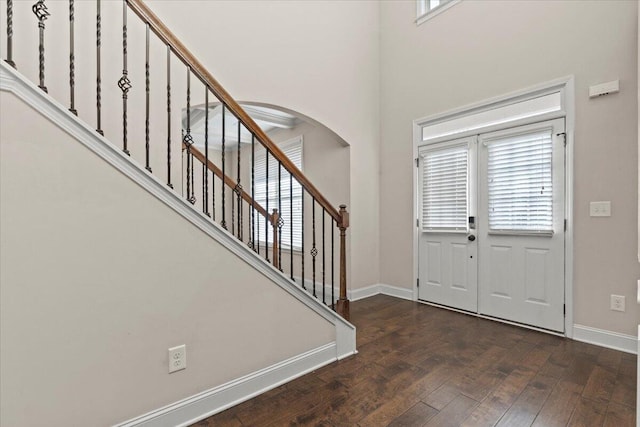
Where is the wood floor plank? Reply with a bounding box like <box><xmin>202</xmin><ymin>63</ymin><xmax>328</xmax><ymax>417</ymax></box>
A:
<box><xmin>567</xmin><ymin>397</ymin><xmax>607</xmax><ymax>427</ymax></box>
<box><xmin>460</xmin><ymin>368</ymin><xmax>536</xmax><ymax>427</ymax></box>
<box><xmin>423</xmin><ymin>394</ymin><xmax>479</xmax><ymax>427</ymax></box>
<box><xmin>531</xmin><ymin>379</ymin><xmax>584</xmax><ymax>427</ymax></box>
<box><xmin>610</xmin><ymin>356</ymin><xmax>637</xmax><ymax>408</ymax></box>
<box><xmin>386</xmin><ymin>402</ymin><xmax>439</xmax><ymax>427</ymax></box>
<box><xmin>423</xmin><ymin>383</ymin><xmax>461</xmax><ymax>411</ymax></box>
<box><xmin>582</xmin><ymin>365</ymin><xmax>616</xmax><ymax>403</ymax></box>
<box><xmin>495</xmin><ymin>373</ymin><xmax>558</xmax><ymax>427</ymax></box>
<box><xmin>195</xmin><ymin>296</ymin><xmax>635</xmax><ymax>427</ymax></box>
<box><xmin>603</xmin><ymin>401</ymin><xmax>636</xmax><ymax>427</ymax></box>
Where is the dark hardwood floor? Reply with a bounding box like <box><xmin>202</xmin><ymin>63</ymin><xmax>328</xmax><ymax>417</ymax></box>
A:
<box><xmin>194</xmin><ymin>295</ymin><xmax>636</xmax><ymax>426</ymax></box>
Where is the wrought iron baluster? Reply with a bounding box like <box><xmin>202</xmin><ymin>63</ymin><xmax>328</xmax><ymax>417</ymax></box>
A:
<box><xmin>203</xmin><ymin>89</ymin><xmax>210</xmax><ymax>216</ymax></box>
<box><xmin>236</xmin><ymin>121</ymin><xmax>242</xmax><ymax>240</ymax></box>
<box><xmin>32</xmin><ymin>0</ymin><xmax>49</xmax><ymax>92</ymax></box>
<box><xmin>312</xmin><ymin>198</ymin><xmax>317</xmax><ymax>297</ymax></box>
<box><xmin>185</xmin><ymin>70</ymin><xmax>196</xmax><ymax>204</ymax></box>
<box><xmin>166</xmin><ymin>45</ymin><xmax>172</xmax><ymax>187</ymax></box>
<box><xmin>202</xmin><ymin>161</ymin><xmax>206</xmax><ymax>213</ymax></box>
<box><xmin>68</xmin><ymin>0</ymin><xmax>76</xmax><ymax>115</ymax></box>
<box><xmin>332</xmin><ymin>220</ymin><xmax>335</xmax><ymax>310</ymax></box>
<box><xmin>190</xmin><ymin>151</ymin><xmax>195</xmax><ymax>203</ymax></box>
<box><xmin>6</xmin><ymin>0</ymin><xmax>15</xmax><ymax>68</ymax></box>
<box><xmin>250</xmin><ymin>134</ymin><xmax>255</xmax><ymax>251</ymax></box>
<box><xmin>185</xmin><ymin>130</ymin><xmax>191</xmax><ymax>201</ymax></box>
<box><xmin>221</xmin><ymin>105</ymin><xmax>227</xmax><ymax>229</ymax></box>
<box><xmin>322</xmin><ymin>208</ymin><xmax>326</xmax><ymax>305</ymax></box>
<box><xmin>144</xmin><ymin>24</ymin><xmax>151</xmax><ymax>172</ymax></box>
<box><xmin>277</xmin><ymin>163</ymin><xmax>283</xmax><ymax>271</ymax></box>
<box><xmin>95</xmin><ymin>0</ymin><xmax>103</xmax><ymax>135</ymax></box>
<box><xmin>301</xmin><ymin>187</ymin><xmax>305</xmax><ymax>289</ymax></box>
<box><xmin>290</xmin><ymin>173</ymin><xmax>293</xmax><ymax>281</ymax></box>
<box><xmin>264</xmin><ymin>151</ymin><xmax>269</xmax><ymax>262</ymax></box>
<box><xmin>231</xmin><ymin>176</ymin><xmax>235</xmax><ymax>235</ymax></box>
<box><xmin>212</xmin><ymin>157</ymin><xmax>216</xmax><ymax>221</ymax></box>
<box><xmin>118</xmin><ymin>0</ymin><xmax>131</xmax><ymax>155</ymax></box>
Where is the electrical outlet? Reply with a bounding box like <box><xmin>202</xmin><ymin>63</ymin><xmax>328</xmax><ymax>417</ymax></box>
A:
<box><xmin>168</xmin><ymin>345</ymin><xmax>187</xmax><ymax>373</ymax></box>
<box><xmin>610</xmin><ymin>295</ymin><xmax>625</xmax><ymax>312</ymax></box>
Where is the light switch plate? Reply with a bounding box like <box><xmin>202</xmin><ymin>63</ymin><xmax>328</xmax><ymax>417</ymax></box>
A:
<box><xmin>590</xmin><ymin>201</ymin><xmax>611</xmax><ymax>217</ymax></box>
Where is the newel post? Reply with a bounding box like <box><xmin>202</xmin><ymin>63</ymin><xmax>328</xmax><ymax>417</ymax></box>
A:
<box><xmin>336</xmin><ymin>204</ymin><xmax>350</xmax><ymax>321</ymax></box>
<box><xmin>271</xmin><ymin>209</ymin><xmax>279</xmax><ymax>270</ymax></box>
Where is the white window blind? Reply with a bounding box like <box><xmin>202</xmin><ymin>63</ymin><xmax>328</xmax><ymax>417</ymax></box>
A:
<box><xmin>421</xmin><ymin>145</ymin><xmax>468</xmax><ymax>231</ymax></box>
<box><xmin>487</xmin><ymin>130</ymin><xmax>553</xmax><ymax>232</ymax></box>
<box><xmin>254</xmin><ymin>137</ymin><xmax>303</xmax><ymax>249</ymax></box>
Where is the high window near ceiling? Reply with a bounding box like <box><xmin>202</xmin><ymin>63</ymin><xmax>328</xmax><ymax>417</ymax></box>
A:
<box><xmin>416</xmin><ymin>0</ymin><xmax>461</xmax><ymax>25</ymax></box>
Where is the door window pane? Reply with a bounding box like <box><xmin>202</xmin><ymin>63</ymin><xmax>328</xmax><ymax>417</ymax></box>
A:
<box><xmin>487</xmin><ymin>130</ymin><xmax>553</xmax><ymax>232</ymax></box>
<box><xmin>422</xmin><ymin>145</ymin><xmax>468</xmax><ymax>231</ymax></box>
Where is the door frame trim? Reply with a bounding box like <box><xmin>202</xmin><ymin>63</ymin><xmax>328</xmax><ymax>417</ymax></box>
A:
<box><xmin>412</xmin><ymin>76</ymin><xmax>575</xmax><ymax>338</ymax></box>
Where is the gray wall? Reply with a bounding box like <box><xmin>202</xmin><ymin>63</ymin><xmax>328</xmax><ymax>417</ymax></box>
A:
<box><xmin>146</xmin><ymin>0</ymin><xmax>381</xmax><ymax>291</ymax></box>
<box><xmin>379</xmin><ymin>0</ymin><xmax>639</xmax><ymax>336</ymax></box>
<box><xmin>0</xmin><ymin>92</ymin><xmax>335</xmax><ymax>426</ymax></box>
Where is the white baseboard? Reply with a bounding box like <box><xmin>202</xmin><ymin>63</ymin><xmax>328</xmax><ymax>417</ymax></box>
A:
<box><xmin>350</xmin><ymin>283</ymin><xmax>414</xmax><ymax>302</ymax></box>
<box><xmin>573</xmin><ymin>324</ymin><xmax>637</xmax><ymax>355</ymax></box>
<box><xmin>115</xmin><ymin>343</ymin><xmax>337</xmax><ymax>427</ymax></box>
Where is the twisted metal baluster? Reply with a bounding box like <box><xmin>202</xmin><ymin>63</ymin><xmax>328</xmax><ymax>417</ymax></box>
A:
<box><xmin>190</xmin><ymin>151</ymin><xmax>195</xmax><ymax>204</ymax></box>
<box><xmin>166</xmin><ymin>45</ymin><xmax>172</xmax><ymax>187</ymax></box>
<box><xmin>95</xmin><ymin>0</ymin><xmax>103</xmax><ymax>135</ymax></box>
<box><xmin>220</xmin><ymin>105</ymin><xmax>227</xmax><ymax>229</ymax></box>
<box><xmin>118</xmin><ymin>0</ymin><xmax>131</xmax><ymax>155</ymax></box>
<box><xmin>322</xmin><ymin>208</ymin><xmax>326</xmax><ymax>305</ymax></box>
<box><xmin>290</xmin><ymin>173</ymin><xmax>293</xmax><ymax>281</ymax></box>
<box><xmin>212</xmin><ymin>151</ymin><xmax>216</xmax><ymax>221</ymax></box>
<box><xmin>332</xmin><ymin>220</ymin><xmax>335</xmax><ymax>310</ymax></box>
<box><xmin>231</xmin><ymin>172</ymin><xmax>235</xmax><ymax>235</ymax></box>
<box><xmin>202</xmin><ymin>161</ymin><xmax>206</xmax><ymax>214</ymax></box>
<box><xmin>264</xmin><ymin>151</ymin><xmax>269</xmax><ymax>262</ymax></box>
<box><xmin>250</xmin><ymin>134</ymin><xmax>255</xmax><ymax>251</ymax></box>
<box><xmin>236</xmin><ymin>121</ymin><xmax>242</xmax><ymax>240</ymax></box>
<box><xmin>277</xmin><ymin>163</ymin><xmax>283</xmax><ymax>271</ymax></box>
<box><xmin>203</xmin><ymin>89</ymin><xmax>210</xmax><ymax>216</ymax></box>
<box><xmin>301</xmin><ymin>188</ymin><xmax>305</xmax><ymax>290</ymax></box>
<box><xmin>68</xmin><ymin>1</ymin><xmax>76</xmax><ymax>115</ymax></box>
<box><xmin>6</xmin><ymin>0</ymin><xmax>15</xmax><ymax>68</ymax></box>
<box><xmin>184</xmin><ymin>70</ymin><xmax>195</xmax><ymax>204</ymax></box>
<box><xmin>312</xmin><ymin>198</ymin><xmax>317</xmax><ymax>297</ymax></box>
<box><xmin>32</xmin><ymin>0</ymin><xmax>49</xmax><ymax>92</ymax></box>
<box><xmin>144</xmin><ymin>24</ymin><xmax>151</xmax><ymax>172</ymax></box>
<box><xmin>185</xmin><ymin>130</ymin><xmax>191</xmax><ymax>201</ymax></box>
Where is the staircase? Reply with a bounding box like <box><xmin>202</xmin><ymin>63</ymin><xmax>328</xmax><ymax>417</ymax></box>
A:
<box><xmin>0</xmin><ymin>0</ymin><xmax>355</xmax><ymax>425</ymax></box>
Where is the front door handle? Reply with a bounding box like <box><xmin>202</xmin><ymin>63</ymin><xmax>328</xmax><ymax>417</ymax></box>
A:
<box><xmin>468</xmin><ymin>234</ymin><xmax>476</xmax><ymax>242</ymax></box>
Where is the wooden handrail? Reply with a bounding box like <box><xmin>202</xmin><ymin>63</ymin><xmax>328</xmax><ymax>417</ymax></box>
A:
<box><xmin>185</xmin><ymin>142</ymin><xmax>270</xmax><ymax>221</ymax></box>
<box><xmin>126</xmin><ymin>0</ymin><xmax>342</xmax><ymax>224</ymax></box>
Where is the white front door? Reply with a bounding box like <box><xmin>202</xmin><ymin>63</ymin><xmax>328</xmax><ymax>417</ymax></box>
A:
<box><xmin>418</xmin><ymin>137</ymin><xmax>478</xmax><ymax>312</ymax></box>
<box><xmin>418</xmin><ymin>119</ymin><xmax>566</xmax><ymax>332</ymax></box>
<box><xmin>477</xmin><ymin>119</ymin><xmax>565</xmax><ymax>332</ymax></box>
